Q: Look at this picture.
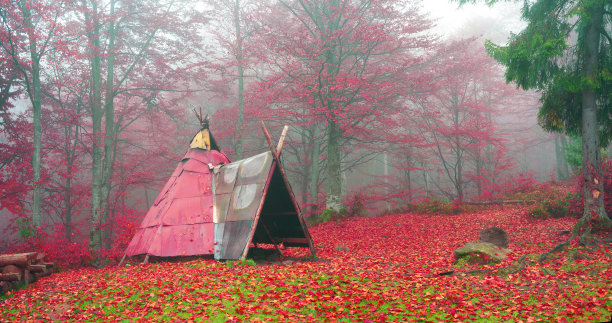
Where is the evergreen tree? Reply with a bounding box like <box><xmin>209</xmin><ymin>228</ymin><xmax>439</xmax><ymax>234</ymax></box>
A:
<box><xmin>457</xmin><ymin>0</ymin><xmax>612</xmax><ymax>234</ymax></box>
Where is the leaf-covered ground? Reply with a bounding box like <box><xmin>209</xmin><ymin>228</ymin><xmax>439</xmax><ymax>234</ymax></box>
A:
<box><xmin>1</xmin><ymin>207</ymin><xmax>611</xmax><ymax>322</ymax></box>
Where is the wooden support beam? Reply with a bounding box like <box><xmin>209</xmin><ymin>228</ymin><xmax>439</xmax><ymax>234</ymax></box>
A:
<box><xmin>266</xmin><ymin>211</ymin><xmax>298</xmax><ymax>216</ymax></box>
<box><xmin>273</xmin><ymin>237</ymin><xmax>309</xmax><ymax>244</ymax></box>
<box><xmin>27</xmin><ymin>264</ymin><xmax>47</xmax><ymax>273</ymax></box>
<box><xmin>261</xmin><ymin>223</ymin><xmax>283</xmax><ymax>257</ymax></box>
<box><xmin>23</xmin><ymin>269</ymin><xmax>33</xmax><ymax>286</ymax></box>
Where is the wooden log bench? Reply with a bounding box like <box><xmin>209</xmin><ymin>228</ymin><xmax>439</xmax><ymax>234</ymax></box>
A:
<box><xmin>0</xmin><ymin>252</ymin><xmax>54</xmax><ymax>295</ymax></box>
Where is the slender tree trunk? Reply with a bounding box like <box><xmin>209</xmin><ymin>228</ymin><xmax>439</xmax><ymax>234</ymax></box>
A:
<box><xmin>405</xmin><ymin>153</ymin><xmax>412</xmax><ymax>197</ymax></box>
<box><xmin>144</xmin><ymin>186</ymin><xmax>151</xmax><ymax>208</ymax></box>
<box><xmin>300</xmin><ymin>128</ymin><xmax>312</xmax><ymax>208</ymax></box>
<box><xmin>342</xmin><ymin>169</ymin><xmax>347</xmax><ymax>196</ymax></box>
<box><xmin>321</xmin><ymin>0</ymin><xmax>343</xmax><ymax>212</ymax></box>
<box><xmin>300</xmin><ymin>149</ymin><xmax>310</xmax><ymax>209</ymax></box>
<box><xmin>559</xmin><ymin>135</ymin><xmax>571</xmax><ymax>175</ymax></box>
<box><xmin>64</xmin><ymin>130</ymin><xmax>73</xmax><ymax>241</ymax></box>
<box><xmin>301</xmin><ymin>169</ymin><xmax>309</xmax><ymax>207</ymax></box>
<box><xmin>28</xmin><ymin>42</ymin><xmax>42</xmax><ymax>229</ymax></box>
<box><xmin>383</xmin><ymin>151</ymin><xmax>389</xmax><ymax>211</ymax></box>
<box><xmin>63</xmin><ymin>103</ymin><xmax>82</xmax><ymax>242</ymax></box>
<box><xmin>20</xmin><ymin>1</ymin><xmax>42</xmax><ymax>228</ymax></box>
<box><xmin>453</xmin><ymin>103</ymin><xmax>463</xmax><ymax>200</ymax></box>
<box><xmin>456</xmin><ymin>153</ymin><xmax>463</xmax><ymax>199</ymax></box>
<box><xmin>422</xmin><ymin>166</ymin><xmax>429</xmax><ymax>197</ymax></box>
<box><xmin>475</xmin><ymin>152</ymin><xmax>483</xmax><ymax>197</ymax></box>
<box><xmin>88</xmin><ymin>0</ymin><xmax>103</xmax><ymax>250</ymax></box>
<box><xmin>555</xmin><ymin>135</ymin><xmax>562</xmax><ymax>181</ymax></box>
<box><xmin>555</xmin><ymin>135</ymin><xmax>569</xmax><ymax>181</ymax></box>
<box><xmin>101</xmin><ymin>0</ymin><xmax>117</xmax><ymax>248</ymax></box>
<box><xmin>64</xmin><ymin>175</ymin><xmax>72</xmax><ymax>241</ymax></box>
<box><xmin>326</xmin><ymin>120</ymin><xmax>342</xmax><ymax>211</ymax></box>
<box><xmin>309</xmin><ymin>125</ymin><xmax>321</xmax><ymax>214</ymax></box>
<box><xmin>578</xmin><ymin>2</ymin><xmax>611</xmax><ymax>232</ymax></box>
<box><xmin>234</xmin><ymin>0</ymin><xmax>244</xmax><ymax>159</ymax></box>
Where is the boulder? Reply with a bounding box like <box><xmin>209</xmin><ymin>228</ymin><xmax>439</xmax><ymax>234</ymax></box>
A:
<box><xmin>479</xmin><ymin>227</ymin><xmax>509</xmax><ymax>248</ymax></box>
<box><xmin>454</xmin><ymin>242</ymin><xmax>511</xmax><ymax>265</ymax></box>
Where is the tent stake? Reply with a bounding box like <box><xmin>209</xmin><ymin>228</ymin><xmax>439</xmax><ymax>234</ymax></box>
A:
<box><xmin>143</xmin><ymin>254</ymin><xmax>150</xmax><ymax>264</ymax></box>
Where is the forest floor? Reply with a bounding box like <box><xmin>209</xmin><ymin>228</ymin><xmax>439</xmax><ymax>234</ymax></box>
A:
<box><xmin>0</xmin><ymin>206</ymin><xmax>611</xmax><ymax>322</ymax></box>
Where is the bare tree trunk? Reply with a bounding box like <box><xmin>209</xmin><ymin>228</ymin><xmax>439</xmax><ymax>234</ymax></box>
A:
<box><xmin>19</xmin><ymin>1</ymin><xmax>43</xmax><ymax>228</ymax></box>
<box><xmin>87</xmin><ymin>0</ymin><xmax>103</xmax><ymax>250</ymax></box>
<box><xmin>555</xmin><ymin>135</ymin><xmax>569</xmax><ymax>181</ymax></box>
<box><xmin>383</xmin><ymin>151</ymin><xmax>390</xmax><ymax>210</ymax></box>
<box><xmin>475</xmin><ymin>151</ymin><xmax>483</xmax><ymax>197</ymax></box>
<box><xmin>454</xmin><ymin>104</ymin><xmax>463</xmax><ymax>200</ymax></box>
<box><xmin>309</xmin><ymin>124</ymin><xmax>321</xmax><ymax>214</ymax></box>
<box><xmin>326</xmin><ymin>120</ymin><xmax>342</xmax><ymax>211</ymax></box>
<box><xmin>559</xmin><ymin>135</ymin><xmax>572</xmax><ymax>174</ymax></box>
<box><xmin>555</xmin><ymin>135</ymin><xmax>562</xmax><ymax>181</ymax></box>
<box><xmin>101</xmin><ymin>0</ymin><xmax>117</xmax><ymax>249</ymax></box>
<box><xmin>422</xmin><ymin>164</ymin><xmax>429</xmax><ymax>197</ymax></box>
<box><xmin>63</xmin><ymin>133</ymin><xmax>73</xmax><ymax>241</ymax></box>
<box><xmin>561</xmin><ymin>137</ymin><xmax>570</xmax><ymax>177</ymax></box>
<box><xmin>144</xmin><ymin>186</ymin><xmax>151</xmax><ymax>209</ymax></box>
<box><xmin>577</xmin><ymin>3</ymin><xmax>611</xmax><ymax>233</ymax></box>
<box><xmin>64</xmin><ymin>176</ymin><xmax>72</xmax><ymax>240</ymax></box>
<box><xmin>298</xmin><ymin>127</ymin><xmax>312</xmax><ymax>208</ymax></box>
<box><xmin>27</xmin><ymin>40</ymin><xmax>42</xmax><ymax>229</ymax></box>
<box><xmin>234</xmin><ymin>0</ymin><xmax>245</xmax><ymax>159</ymax></box>
<box><xmin>403</xmin><ymin>152</ymin><xmax>412</xmax><ymax>197</ymax></box>
<box><xmin>62</xmin><ymin>101</ymin><xmax>82</xmax><ymax>241</ymax></box>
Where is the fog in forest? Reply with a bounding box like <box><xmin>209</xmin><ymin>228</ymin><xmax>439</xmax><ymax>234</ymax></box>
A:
<box><xmin>0</xmin><ymin>0</ymin><xmax>579</xmax><ymax>249</ymax></box>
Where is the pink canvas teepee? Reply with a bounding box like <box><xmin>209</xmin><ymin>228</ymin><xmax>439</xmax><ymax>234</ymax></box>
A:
<box><xmin>123</xmin><ymin>118</ymin><xmax>315</xmax><ymax>263</ymax></box>
<box><xmin>124</xmin><ymin>118</ymin><xmax>230</xmax><ymax>258</ymax></box>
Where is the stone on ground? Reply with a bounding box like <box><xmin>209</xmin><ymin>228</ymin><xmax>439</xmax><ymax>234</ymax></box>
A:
<box><xmin>479</xmin><ymin>227</ymin><xmax>509</xmax><ymax>248</ymax></box>
<box><xmin>454</xmin><ymin>242</ymin><xmax>511</xmax><ymax>265</ymax></box>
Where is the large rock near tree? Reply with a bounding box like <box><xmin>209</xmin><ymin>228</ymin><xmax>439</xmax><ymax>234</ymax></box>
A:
<box><xmin>454</xmin><ymin>242</ymin><xmax>511</xmax><ymax>265</ymax></box>
<box><xmin>479</xmin><ymin>227</ymin><xmax>508</xmax><ymax>248</ymax></box>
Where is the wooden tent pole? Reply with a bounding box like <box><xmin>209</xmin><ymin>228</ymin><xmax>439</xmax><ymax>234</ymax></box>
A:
<box><xmin>260</xmin><ymin>122</ymin><xmax>276</xmax><ymax>155</ymax></box>
<box><xmin>118</xmin><ymin>254</ymin><xmax>127</xmax><ymax>267</ymax></box>
<box><xmin>276</xmin><ymin>126</ymin><xmax>289</xmax><ymax>155</ymax></box>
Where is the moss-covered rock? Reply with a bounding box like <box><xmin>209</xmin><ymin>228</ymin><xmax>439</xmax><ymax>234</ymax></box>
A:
<box><xmin>454</xmin><ymin>242</ymin><xmax>511</xmax><ymax>265</ymax></box>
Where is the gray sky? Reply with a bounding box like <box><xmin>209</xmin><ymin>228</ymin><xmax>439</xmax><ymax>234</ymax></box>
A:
<box><xmin>420</xmin><ymin>0</ymin><xmax>526</xmax><ymax>44</ymax></box>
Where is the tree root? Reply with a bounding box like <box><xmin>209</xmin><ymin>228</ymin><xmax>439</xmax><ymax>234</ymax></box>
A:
<box><xmin>441</xmin><ymin>223</ymin><xmax>612</xmax><ymax>278</ymax></box>
<box><xmin>438</xmin><ymin>255</ymin><xmax>529</xmax><ymax>277</ymax></box>
<box><xmin>538</xmin><ymin>240</ymin><xmax>571</xmax><ymax>263</ymax></box>
<box><xmin>506</xmin><ymin>256</ymin><xmax>528</xmax><ymax>275</ymax></box>
<box><xmin>538</xmin><ymin>224</ymin><xmax>611</xmax><ymax>263</ymax></box>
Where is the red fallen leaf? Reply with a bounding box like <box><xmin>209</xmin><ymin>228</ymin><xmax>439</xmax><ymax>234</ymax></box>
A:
<box><xmin>2</xmin><ymin>201</ymin><xmax>608</xmax><ymax>322</ymax></box>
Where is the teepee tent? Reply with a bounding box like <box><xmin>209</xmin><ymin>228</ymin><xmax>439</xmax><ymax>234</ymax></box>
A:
<box><xmin>122</xmin><ymin>118</ymin><xmax>315</xmax><ymax>263</ymax></box>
